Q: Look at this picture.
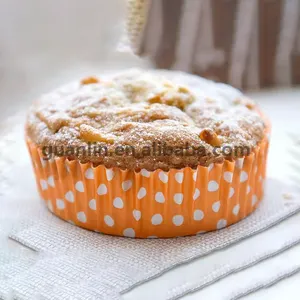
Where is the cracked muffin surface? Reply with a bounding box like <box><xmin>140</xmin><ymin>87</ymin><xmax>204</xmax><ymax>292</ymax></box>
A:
<box><xmin>26</xmin><ymin>69</ymin><xmax>266</xmax><ymax>171</ymax></box>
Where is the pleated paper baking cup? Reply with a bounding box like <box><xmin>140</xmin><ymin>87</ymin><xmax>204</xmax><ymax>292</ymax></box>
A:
<box><xmin>26</xmin><ymin>136</ymin><xmax>269</xmax><ymax>238</ymax></box>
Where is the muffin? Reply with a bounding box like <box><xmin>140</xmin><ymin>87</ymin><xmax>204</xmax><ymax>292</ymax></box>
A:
<box><xmin>26</xmin><ymin>69</ymin><xmax>269</xmax><ymax>238</ymax></box>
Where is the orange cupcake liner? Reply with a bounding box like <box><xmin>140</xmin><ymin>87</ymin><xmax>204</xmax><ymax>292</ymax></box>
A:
<box><xmin>26</xmin><ymin>134</ymin><xmax>269</xmax><ymax>238</ymax></box>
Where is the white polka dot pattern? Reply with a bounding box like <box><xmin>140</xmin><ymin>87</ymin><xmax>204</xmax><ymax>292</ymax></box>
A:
<box><xmin>151</xmin><ymin>214</ymin><xmax>163</xmax><ymax>225</ymax></box>
<box><xmin>47</xmin><ymin>176</ymin><xmax>55</xmax><ymax>187</ymax></box>
<box><xmin>123</xmin><ymin>228</ymin><xmax>135</xmax><ymax>238</ymax></box>
<box><xmin>141</xmin><ymin>169</ymin><xmax>150</xmax><ymax>177</ymax></box>
<box><xmin>208</xmin><ymin>181</ymin><xmax>219</xmax><ymax>192</ymax></box>
<box><xmin>240</xmin><ymin>171</ymin><xmax>248</xmax><ymax>183</ymax></box>
<box><xmin>174</xmin><ymin>193</ymin><xmax>184</xmax><ymax>205</ymax></box>
<box><xmin>122</xmin><ymin>180</ymin><xmax>132</xmax><ymax>192</ymax></box>
<box><xmin>172</xmin><ymin>215</ymin><xmax>184</xmax><ymax>226</ymax></box>
<box><xmin>158</xmin><ymin>171</ymin><xmax>168</xmax><ymax>183</ymax></box>
<box><xmin>113</xmin><ymin>197</ymin><xmax>124</xmax><ymax>209</ymax></box>
<box><xmin>56</xmin><ymin>199</ymin><xmax>65</xmax><ymax>210</ymax></box>
<box><xmin>232</xmin><ymin>204</ymin><xmax>240</xmax><ymax>216</ymax></box>
<box><xmin>133</xmin><ymin>210</ymin><xmax>141</xmax><ymax>221</ymax></box>
<box><xmin>247</xmin><ymin>186</ymin><xmax>251</xmax><ymax>194</ymax></box>
<box><xmin>193</xmin><ymin>171</ymin><xmax>197</xmax><ymax>182</ymax></box>
<box><xmin>104</xmin><ymin>215</ymin><xmax>114</xmax><ymax>227</ymax></box>
<box><xmin>89</xmin><ymin>199</ymin><xmax>97</xmax><ymax>210</ymax></box>
<box><xmin>194</xmin><ymin>210</ymin><xmax>204</xmax><ymax>221</ymax></box>
<box><xmin>217</xmin><ymin>219</ymin><xmax>227</xmax><ymax>229</ymax></box>
<box><xmin>236</xmin><ymin>158</ymin><xmax>244</xmax><ymax>169</ymax></box>
<box><xmin>75</xmin><ymin>181</ymin><xmax>84</xmax><ymax>192</ymax></box>
<box><xmin>106</xmin><ymin>169</ymin><xmax>114</xmax><ymax>181</ymax></box>
<box><xmin>223</xmin><ymin>172</ymin><xmax>233</xmax><ymax>183</ymax></box>
<box><xmin>155</xmin><ymin>192</ymin><xmax>165</xmax><ymax>203</ymax></box>
<box><xmin>77</xmin><ymin>212</ymin><xmax>87</xmax><ymax>223</ymax></box>
<box><xmin>212</xmin><ymin>201</ymin><xmax>221</xmax><ymax>213</ymax></box>
<box><xmin>193</xmin><ymin>189</ymin><xmax>200</xmax><ymax>200</ymax></box>
<box><xmin>97</xmin><ymin>184</ymin><xmax>107</xmax><ymax>196</ymax></box>
<box><xmin>40</xmin><ymin>180</ymin><xmax>48</xmax><ymax>191</ymax></box>
<box><xmin>85</xmin><ymin>168</ymin><xmax>94</xmax><ymax>179</ymax></box>
<box><xmin>65</xmin><ymin>191</ymin><xmax>74</xmax><ymax>203</ymax></box>
<box><xmin>137</xmin><ymin>187</ymin><xmax>146</xmax><ymax>199</ymax></box>
<box><xmin>175</xmin><ymin>172</ymin><xmax>184</xmax><ymax>183</ymax></box>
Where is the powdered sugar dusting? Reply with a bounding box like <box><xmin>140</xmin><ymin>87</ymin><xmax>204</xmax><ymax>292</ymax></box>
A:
<box><xmin>26</xmin><ymin>69</ymin><xmax>266</xmax><ymax>170</ymax></box>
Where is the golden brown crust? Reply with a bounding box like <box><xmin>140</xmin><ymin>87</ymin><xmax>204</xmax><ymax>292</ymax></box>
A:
<box><xmin>25</xmin><ymin>69</ymin><xmax>267</xmax><ymax>171</ymax></box>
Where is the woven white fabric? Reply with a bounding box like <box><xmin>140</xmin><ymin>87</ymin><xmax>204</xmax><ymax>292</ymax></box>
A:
<box><xmin>183</xmin><ymin>241</ymin><xmax>300</xmax><ymax>300</ymax></box>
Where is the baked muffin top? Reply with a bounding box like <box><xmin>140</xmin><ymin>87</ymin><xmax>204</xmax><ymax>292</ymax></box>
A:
<box><xmin>26</xmin><ymin>69</ymin><xmax>266</xmax><ymax>171</ymax></box>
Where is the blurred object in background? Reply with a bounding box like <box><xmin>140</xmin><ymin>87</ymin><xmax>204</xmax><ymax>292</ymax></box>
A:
<box><xmin>126</xmin><ymin>0</ymin><xmax>300</xmax><ymax>90</ymax></box>
<box><xmin>118</xmin><ymin>0</ymin><xmax>150</xmax><ymax>53</ymax></box>
<box><xmin>0</xmin><ymin>0</ymin><xmax>150</xmax><ymax>118</ymax></box>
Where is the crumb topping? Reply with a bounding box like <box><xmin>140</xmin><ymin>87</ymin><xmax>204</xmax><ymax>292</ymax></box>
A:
<box><xmin>26</xmin><ymin>69</ymin><xmax>267</xmax><ymax>170</ymax></box>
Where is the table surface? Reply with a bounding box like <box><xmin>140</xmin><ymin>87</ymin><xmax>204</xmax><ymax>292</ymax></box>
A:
<box><xmin>1</xmin><ymin>87</ymin><xmax>300</xmax><ymax>300</ymax></box>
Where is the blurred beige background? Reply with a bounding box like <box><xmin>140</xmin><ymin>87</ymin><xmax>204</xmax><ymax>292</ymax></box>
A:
<box><xmin>0</xmin><ymin>0</ymin><xmax>149</xmax><ymax>118</ymax></box>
